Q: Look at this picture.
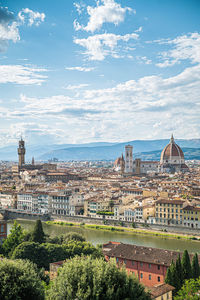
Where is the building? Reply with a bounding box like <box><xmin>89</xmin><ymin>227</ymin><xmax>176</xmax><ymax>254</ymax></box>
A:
<box><xmin>160</xmin><ymin>135</ymin><xmax>189</xmax><ymax>173</ymax></box>
<box><xmin>155</xmin><ymin>199</ymin><xmax>184</xmax><ymax>225</ymax></box>
<box><xmin>125</xmin><ymin>145</ymin><xmax>133</xmax><ymax>174</ymax></box>
<box><xmin>103</xmin><ymin>242</ymin><xmax>200</xmax><ymax>288</ymax></box>
<box><xmin>18</xmin><ymin>138</ymin><xmax>26</xmax><ymax>168</ymax></box>
<box><xmin>0</xmin><ymin>220</ymin><xmax>7</xmax><ymax>243</ymax></box>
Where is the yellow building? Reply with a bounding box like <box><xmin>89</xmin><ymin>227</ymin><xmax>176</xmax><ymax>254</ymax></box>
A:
<box><xmin>155</xmin><ymin>199</ymin><xmax>184</xmax><ymax>225</ymax></box>
<box><xmin>182</xmin><ymin>205</ymin><xmax>200</xmax><ymax>229</ymax></box>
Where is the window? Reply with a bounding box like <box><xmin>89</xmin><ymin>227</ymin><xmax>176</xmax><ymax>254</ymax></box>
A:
<box><xmin>140</xmin><ymin>273</ymin><xmax>143</xmax><ymax>279</ymax></box>
<box><xmin>124</xmin><ymin>259</ymin><xmax>127</xmax><ymax>265</ymax></box>
<box><xmin>149</xmin><ymin>264</ymin><xmax>151</xmax><ymax>269</ymax></box>
<box><xmin>149</xmin><ymin>274</ymin><xmax>151</xmax><ymax>280</ymax></box>
<box><xmin>140</xmin><ymin>262</ymin><xmax>143</xmax><ymax>267</ymax></box>
<box><xmin>157</xmin><ymin>265</ymin><xmax>160</xmax><ymax>270</ymax></box>
<box><xmin>132</xmin><ymin>261</ymin><xmax>135</xmax><ymax>266</ymax></box>
<box><xmin>158</xmin><ymin>276</ymin><xmax>160</xmax><ymax>282</ymax></box>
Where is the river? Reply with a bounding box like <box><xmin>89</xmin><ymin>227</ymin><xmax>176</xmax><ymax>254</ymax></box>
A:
<box><xmin>7</xmin><ymin>220</ymin><xmax>200</xmax><ymax>254</ymax></box>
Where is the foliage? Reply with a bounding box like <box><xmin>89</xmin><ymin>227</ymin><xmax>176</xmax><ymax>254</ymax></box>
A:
<box><xmin>12</xmin><ymin>240</ymin><xmax>103</xmax><ymax>270</ymax></box>
<box><xmin>97</xmin><ymin>211</ymin><xmax>114</xmax><ymax>215</ymax></box>
<box><xmin>31</xmin><ymin>220</ymin><xmax>45</xmax><ymax>243</ymax></box>
<box><xmin>0</xmin><ymin>258</ymin><xmax>44</xmax><ymax>300</ymax></box>
<box><xmin>132</xmin><ymin>222</ymin><xmax>136</xmax><ymax>228</ymax></box>
<box><xmin>46</xmin><ymin>256</ymin><xmax>151</xmax><ymax>300</ymax></box>
<box><xmin>174</xmin><ymin>277</ymin><xmax>200</xmax><ymax>300</ymax></box>
<box><xmin>62</xmin><ymin>232</ymin><xmax>86</xmax><ymax>243</ymax></box>
<box><xmin>182</xmin><ymin>250</ymin><xmax>192</xmax><ymax>280</ymax></box>
<box><xmin>192</xmin><ymin>253</ymin><xmax>200</xmax><ymax>279</ymax></box>
<box><xmin>12</xmin><ymin>242</ymin><xmax>47</xmax><ymax>269</ymax></box>
<box><xmin>3</xmin><ymin>221</ymin><xmax>24</xmax><ymax>257</ymax></box>
<box><xmin>176</xmin><ymin>254</ymin><xmax>183</xmax><ymax>287</ymax></box>
<box><xmin>47</xmin><ymin>232</ymin><xmax>86</xmax><ymax>244</ymax></box>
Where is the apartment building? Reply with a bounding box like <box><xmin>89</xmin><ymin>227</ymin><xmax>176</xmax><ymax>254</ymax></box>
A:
<box><xmin>155</xmin><ymin>199</ymin><xmax>184</xmax><ymax>225</ymax></box>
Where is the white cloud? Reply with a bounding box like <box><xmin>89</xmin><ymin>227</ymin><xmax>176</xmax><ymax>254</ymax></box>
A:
<box><xmin>74</xmin><ymin>0</ymin><xmax>132</xmax><ymax>32</ymax></box>
<box><xmin>0</xmin><ymin>65</ymin><xmax>48</xmax><ymax>85</ymax></box>
<box><xmin>64</xmin><ymin>83</ymin><xmax>89</xmax><ymax>90</ymax></box>
<box><xmin>1</xmin><ymin>63</ymin><xmax>199</xmax><ymax>144</ymax></box>
<box><xmin>156</xmin><ymin>32</ymin><xmax>200</xmax><ymax>67</ymax></box>
<box><xmin>0</xmin><ymin>7</ymin><xmax>20</xmax><ymax>52</ymax></box>
<box><xmin>65</xmin><ymin>66</ymin><xmax>95</xmax><ymax>72</ymax></box>
<box><xmin>18</xmin><ymin>8</ymin><xmax>45</xmax><ymax>26</ymax></box>
<box><xmin>74</xmin><ymin>32</ymin><xmax>139</xmax><ymax>60</ymax></box>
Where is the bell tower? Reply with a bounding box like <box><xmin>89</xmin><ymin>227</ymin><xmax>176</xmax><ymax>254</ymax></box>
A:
<box><xmin>18</xmin><ymin>138</ymin><xmax>26</xmax><ymax>168</ymax></box>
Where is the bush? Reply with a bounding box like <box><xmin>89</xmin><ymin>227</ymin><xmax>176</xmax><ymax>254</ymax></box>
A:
<box><xmin>46</xmin><ymin>256</ymin><xmax>151</xmax><ymax>300</ymax></box>
<box><xmin>0</xmin><ymin>259</ymin><xmax>44</xmax><ymax>300</ymax></box>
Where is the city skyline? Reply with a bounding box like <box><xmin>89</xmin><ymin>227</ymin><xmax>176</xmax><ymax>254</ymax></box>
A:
<box><xmin>0</xmin><ymin>0</ymin><xmax>200</xmax><ymax>146</ymax></box>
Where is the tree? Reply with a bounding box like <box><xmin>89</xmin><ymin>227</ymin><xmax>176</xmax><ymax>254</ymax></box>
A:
<box><xmin>32</xmin><ymin>220</ymin><xmax>45</xmax><ymax>243</ymax></box>
<box><xmin>165</xmin><ymin>267</ymin><xmax>172</xmax><ymax>285</ymax></box>
<box><xmin>3</xmin><ymin>221</ymin><xmax>24</xmax><ymax>257</ymax></box>
<box><xmin>176</xmin><ymin>254</ymin><xmax>183</xmax><ymax>287</ymax></box>
<box><xmin>0</xmin><ymin>258</ymin><xmax>44</xmax><ymax>300</ymax></box>
<box><xmin>12</xmin><ymin>241</ymin><xmax>47</xmax><ymax>269</ymax></box>
<box><xmin>46</xmin><ymin>256</ymin><xmax>151</xmax><ymax>300</ymax></box>
<box><xmin>62</xmin><ymin>232</ymin><xmax>86</xmax><ymax>243</ymax></box>
<box><xmin>174</xmin><ymin>277</ymin><xmax>200</xmax><ymax>300</ymax></box>
<box><xmin>191</xmin><ymin>253</ymin><xmax>200</xmax><ymax>279</ymax></box>
<box><xmin>182</xmin><ymin>250</ymin><xmax>192</xmax><ymax>280</ymax></box>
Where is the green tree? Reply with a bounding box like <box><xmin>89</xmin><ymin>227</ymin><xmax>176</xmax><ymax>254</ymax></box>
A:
<box><xmin>62</xmin><ymin>232</ymin><xmax>86</xmax><ymax>243</ymax></box>
<box><xmin>171</xmin><ymin>260</ymin><xmax>181</xmax><ymax>293</ymax></box>
<box><xmin>176</xmin><ymin>254</ymin><xmax>183</xmax><ymax>287</ymax></box>
<box><xmin>182</xmin><ymin>250</ymin><xmax>192</xmax><ymax>280</ymax></box>
<box><xmin>46</xmin><ymin>256</ymin><xmax>151</xmax><ymax>300</ymax></box>
<box><xmin>174</xmin><ymin>277</ymin><xmax>200</xmax><ymax>300</ymax></box>
<box><xmin>3</xmin><ymin>221</ymin><xmax>24</xmax><ymax>257</ymax></box>
<box><xmin>191</xmin><ymin>253</ymin><xmax>200</xmax><ymax>279</ymax></box>
<box><xmin>12</xmin><ymin>241</ymin><xmax>47</xmax><ymax>269</ymax></box>
<box><xmin>0</xmin><ymin>258</ymin><xmax>44</xmax><ymax>300</ymax></box>
<box><xmin>32</xmin><ymin>220</ymin><xmax>45</xmax><ymax>243</ymax></box>
<box><xmin>165</xmin><ymin>267</ymin><xmax>172</xmax><ymax>285</ymax></box>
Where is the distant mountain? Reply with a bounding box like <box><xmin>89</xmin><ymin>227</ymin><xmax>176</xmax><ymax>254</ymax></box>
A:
<box><xmin>0</xmin><ymin>139</ymin><xmax>200</xmax><ymax>161</ymax></box>
<box><xmin>38</xmin><ymin>144</ymin><xmax>200</xmax><ymax>162</ymax></box>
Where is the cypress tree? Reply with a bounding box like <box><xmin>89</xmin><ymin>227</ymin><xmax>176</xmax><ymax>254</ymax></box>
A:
<box><xmin>31</xmin><ymin>220</ymin><xmax>45</xmax><ymax>244</ymax></box>
<box><xmin>181</xmin><ymin>250</ymin><xmax>192</xmax><ymax>280</ymax></box>
<box><xmin>170</xmin><ymin>260</ymin><xmax>180</xmax><ymax>294</ymax></box>
<box><xmin>165</xmin><ymin>266</ymin><xmax>172</xmax><ymax>285</ymax></box>
<box><xmin>191</xmin><ymin>253</ymin><xmax>200</xmax><ymax>279</ymax></box>
<box><xmin>176</xmin><ymin>254</ymin><xmax>183</xmax><ymax>287</ymax></box>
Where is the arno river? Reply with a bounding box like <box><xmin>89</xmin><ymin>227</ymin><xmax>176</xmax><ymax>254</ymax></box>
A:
<box><xmin>7</xmin><ymin>220</ymin><xmax>200</xmax><ymax>254</ymax></box>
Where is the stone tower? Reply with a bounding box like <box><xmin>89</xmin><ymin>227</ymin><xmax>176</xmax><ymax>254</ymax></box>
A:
<box><xmin>18</xmin><ymin>138</ymin><xmax>26</xmax><ymax>168</ymax></box>
<box><xmin>125</xmin><ymin>145</ymin><xmax>133</xmax><ymax>173</ymax></box>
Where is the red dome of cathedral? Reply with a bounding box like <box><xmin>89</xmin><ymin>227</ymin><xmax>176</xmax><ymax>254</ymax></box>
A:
<box><xmin>160</xmin><ymin>135</ymin><xmax>186</xmax><ymax>170</ymax></box>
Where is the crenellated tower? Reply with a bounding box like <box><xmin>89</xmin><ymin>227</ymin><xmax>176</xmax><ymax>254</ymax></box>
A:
<box><xmin>18</xmin><ymin>138</ymin><xmax>26</xmax><ymax>168</ymax></box>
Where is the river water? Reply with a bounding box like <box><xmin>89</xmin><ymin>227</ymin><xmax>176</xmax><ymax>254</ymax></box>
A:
<box><xmin>7</xmin><ymin>220</ymin><xmax>200</xmax><ymax>254</ymax></box>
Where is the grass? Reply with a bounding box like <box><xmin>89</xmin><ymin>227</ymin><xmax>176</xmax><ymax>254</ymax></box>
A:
<box><xmin>45</xmin><ymin>220</ymin><xmax>200</xmax><ymax>241</ymax></box>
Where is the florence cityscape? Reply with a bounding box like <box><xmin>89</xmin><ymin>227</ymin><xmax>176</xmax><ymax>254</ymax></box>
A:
<box><xmin>0</xmin><ymin>0</ymin><xmax>200</xmax><ymax>299</ymax></box>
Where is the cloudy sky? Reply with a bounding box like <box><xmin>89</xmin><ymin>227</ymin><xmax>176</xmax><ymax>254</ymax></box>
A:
<box><xmin>0</xmin><ymin>0</ymin><xmax>200</xmax><ymax>146</ymax></box>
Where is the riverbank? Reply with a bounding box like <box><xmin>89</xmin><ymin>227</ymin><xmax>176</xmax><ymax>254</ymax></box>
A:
<box><xmin>46</xmin><ymin>220</ymin><xmax>200</xmax><ymax>241</ymax></box>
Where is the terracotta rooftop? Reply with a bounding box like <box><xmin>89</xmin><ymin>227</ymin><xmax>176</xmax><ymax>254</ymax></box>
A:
<box><xmin>149</xmin><ymin>283</ymin><xmax>175</xmax><ymax>298</ymax></box>
<box><xmin>103</xmin><ymin>242</ymin><xmax>200</xmax><ymax>267</ymax></box>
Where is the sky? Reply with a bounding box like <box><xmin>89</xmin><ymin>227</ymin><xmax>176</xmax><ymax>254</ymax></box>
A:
<box><xmin>0</xmin><ymin>0</ymin><xmax>200</xmax><ymax>146</ymax></box>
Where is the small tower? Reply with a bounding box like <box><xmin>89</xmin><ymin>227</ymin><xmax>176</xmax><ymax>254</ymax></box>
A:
<box><xmin>125</xmin><ymin>145</ymin><xmax>133</xmax><ymax>173</ymax></box>
<box><xmin>18</xmin><ymin>137</ymin><xmax>26</xmax><ymax>168</ymax></box>
<box><xmin>32</xmin><ymin>157</ymin><xmax>35</xmax><ymax>165</ymax></box>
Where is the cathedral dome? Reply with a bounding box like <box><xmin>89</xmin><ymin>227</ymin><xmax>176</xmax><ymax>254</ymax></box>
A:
<box><xmin>160</xmin><ymin>135</ymin><xmax>185</xmax><ymax>165</ymax></box>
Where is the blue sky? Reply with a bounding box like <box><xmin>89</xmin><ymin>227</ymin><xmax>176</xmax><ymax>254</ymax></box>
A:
<box><xmin>0</xmin><ymin>0</ymin><xmax>200</xmax><ymax>146</ymax></box>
